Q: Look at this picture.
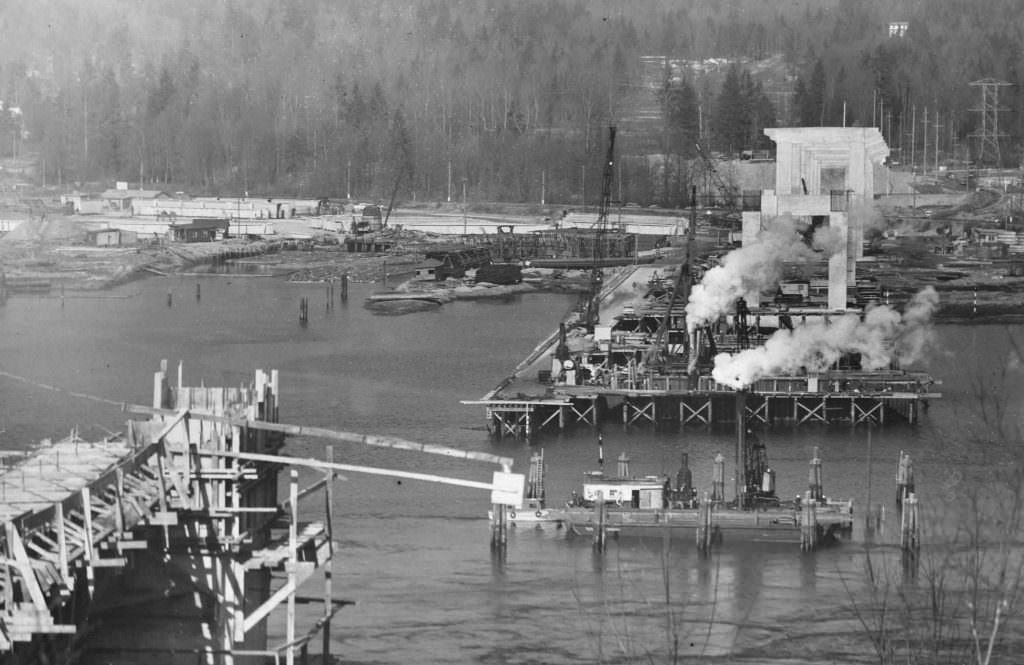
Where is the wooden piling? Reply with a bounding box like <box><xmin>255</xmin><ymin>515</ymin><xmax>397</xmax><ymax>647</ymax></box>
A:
<box><xmin>800</xmin><ymin>490</ymin><xmax>819</xmax><ymax>551</ymax></box>
<box><xmin>896</xmin><ymin>451</ymin><xmax>914</xmax><ymax>507</ymax></box>
<box><xmin>808</xmin><ymin>446</ymin><xmax>823</xmax><ymax>502</ymax></box>
<box><xmin>865</xmin><ymin>425</ymin><xmax>874</xmax><ymax>536</ymax></box>
<box><xmin>593</xmin><ymin>491</ymin><xmax>606</xmax><ymax>551</ymax></box>
<box><xmin>900</xmin><ymin>492</ymin><xmax>920</xmax><ymax>552</ymax></box>
<box><xmin>341</xmin><ymin>273</ymin><xmax>349</xmax><ymax>302</ymax></box>
<box><xmin>167</xmin><ymin>290</ymin><xmax>172</xmax><ymax>307</ymax></box>
<box><xmin>196</xmin><ymin>282</ymin><xmax>201</xmax><ymax>301</ymax></box>
<box><xmin>696</xmin><ymin>491</ymin><xmax>713</xmax><ymax>554</ymax></box>
<box><xmin>711</xmin><ymin>453</ymin><xmax>725</xmax><ymax>503</ymax></box>
<box><xmin>869</xmin><ymin>503</ymin><xmax>885</xmax><ymax>538</ymax></box>
<box><xmin>901</xmin><ymin>492</ymin><xmax>920</xmax><ymax>578</ymax></box>
<box><xmin>490</xmin><ymin>503</ymin><xmax>507</xmax><ymax>551</ymax></box>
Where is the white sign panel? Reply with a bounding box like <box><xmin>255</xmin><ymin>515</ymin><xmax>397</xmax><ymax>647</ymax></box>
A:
<box><xmin>490</xmin><ymin>471</ymin><xmax>525</xmax><ymax>507</ymax></box>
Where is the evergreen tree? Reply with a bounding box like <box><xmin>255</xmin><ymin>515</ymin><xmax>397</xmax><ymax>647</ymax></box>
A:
<box><xmin>93</xmin><ymin>67</ymin><xmax>123</xmax><ymax>176</ymax></box>
<box><xmin>713</xmin><ymin>63</ymin><xmax>749</xmax><ymax>155</ymax></box>
<box><xmin>797</xmin><ymin>59</ymin><xmax>827</xmax><ymax>126</ymax></box>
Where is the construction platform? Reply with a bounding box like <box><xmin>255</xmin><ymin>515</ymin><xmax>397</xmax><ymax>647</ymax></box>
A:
<box><xmin>0</xmin><ymin>363</ymin><xmax>338</xmax><ymax>664</ymax></box>
<box><xmin>0</xmin><ymin>361</ymin><xmax>523</xmax><ymax>663</ymax></box>
<box><xmin>463</xmin><ymin>265</ymin><xmax>941</xmax><ymax>438</ymax></box>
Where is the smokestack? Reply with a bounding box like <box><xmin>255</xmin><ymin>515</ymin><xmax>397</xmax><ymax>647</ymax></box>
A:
<box><xmin>617</xmin><ymin>452</ymin><xmax>630</xmax><ymax>478</ymax></box>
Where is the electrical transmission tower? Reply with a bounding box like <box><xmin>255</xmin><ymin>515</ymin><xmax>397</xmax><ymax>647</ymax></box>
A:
<box><xmin>969</xmin><ymin>78</ymin><xmax>1012</xmax><ymax>167</ymax></box>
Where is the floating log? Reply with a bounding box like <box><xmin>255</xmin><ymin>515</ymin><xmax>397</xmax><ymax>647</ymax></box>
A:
<box><xmin>365</xmin><ymin>293</ymin><xmax>445</xmax><ymax>305</ymax></box>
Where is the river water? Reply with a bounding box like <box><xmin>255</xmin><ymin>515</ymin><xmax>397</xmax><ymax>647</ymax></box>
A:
<box><xmin>0</xmin><ymin>270</ymin><xmax>1020</xmax><ymax>664</ymax></box>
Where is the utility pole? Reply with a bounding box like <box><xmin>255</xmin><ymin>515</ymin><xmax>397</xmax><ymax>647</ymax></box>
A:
<box><xmin>462</xmin><ymin>178</ymin><xmax>467</xmax><ymax>237</ymax></box>
<box><xmin>580</xmin><ymin>164</ymin><xmax>586</xmax><ymax>211</ymax></box>
<box><xmin>923</xmin><ymin>106</ymin><xmax>928</xmax><ymax>174</ymax></box>
<box><xmin>879</xmin><ymin>98</ymin><xmax>884</xmax><ymax>141</ymax></box>
<box><xmin>934</xmin><ymin>109</ymin><xmax>942</xmax><ymax>173</ymax></box>
<box><xmin>910</xmin><ymin>105</ymin><xmax>916</xmax><ymax>170</ymax></box>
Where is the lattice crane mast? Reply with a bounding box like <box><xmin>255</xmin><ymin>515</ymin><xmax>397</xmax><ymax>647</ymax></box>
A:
<box><xmin>584</xmin><ymin>126</ymin><xmax>616</xmax><ymax>332</ymax></box>
<box><xmin>694</xmin><ymin>141</ymin><xmax>740</xmax><ymax>214</ymax></box>
<box><xmin>644</xmin><ymin>185</ymin><xmax>698</xmax><ymax>370</ymax></box>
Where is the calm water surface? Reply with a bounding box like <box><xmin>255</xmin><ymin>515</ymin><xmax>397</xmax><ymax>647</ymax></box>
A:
<box><xmin>0</xmin><ymin>270</ymin><xmax>1020</xmax><ymax>664</ymax></box>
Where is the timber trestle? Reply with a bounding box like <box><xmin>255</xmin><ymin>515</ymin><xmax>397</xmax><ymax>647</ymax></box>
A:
<box><xmin>0</xmin><ymin>362</ymin><xmax>339</xmax><ymax>664</ymax></box>
<box><xmin>463</xmin><ymin>397</ymin><xmax>599</xmax><ymax>438</ymax></box>
<box><xmin>469</xmin><ymin>387</ymin><xmax>936</xmax><ymax>438</ymax></box>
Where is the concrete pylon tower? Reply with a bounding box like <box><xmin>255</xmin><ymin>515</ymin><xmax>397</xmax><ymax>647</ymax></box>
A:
<box><xmin>744</xmin><ymin>127</ymin><xmax>889</xmax><ymax>310</ymax></box>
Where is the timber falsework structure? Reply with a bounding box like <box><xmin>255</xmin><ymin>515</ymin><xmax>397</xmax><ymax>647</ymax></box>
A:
<box><xmin>0</xmin><ymin>362</ymin><xmax>339</xmax><ymax>664</ymax></box>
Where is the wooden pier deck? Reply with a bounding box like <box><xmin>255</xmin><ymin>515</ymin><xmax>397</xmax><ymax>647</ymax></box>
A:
<box><xmin>0</xmin><ymin>364</ymin><xmax>336</xmax><ymax>663</ymax></box>
<box><xmin>464</xmin><ymin>264</ymin><xmax>942</xmax><ymax>438</ymax></box>
<box><xmin>0</xmin><ymin>361</ymin><xmax>522</xmax><ymax>663</ymax></box>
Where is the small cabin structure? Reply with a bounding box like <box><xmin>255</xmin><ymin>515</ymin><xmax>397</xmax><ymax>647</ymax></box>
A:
<box><xmin>414</xmin><ymin>258</ymin><xmax>444</xmax><ymax>281</ymax></box>
<box><xmin>84</xmin><ymin>228</ymin><xmax>135</xmax><ymax>246</ymax></box>
<box><xmin>170</xmin><ymin>218</ymin><xmax>229</xmax><ymax>242</ymax></box>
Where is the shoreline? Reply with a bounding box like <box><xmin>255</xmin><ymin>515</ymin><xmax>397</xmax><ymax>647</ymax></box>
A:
<box><xmin>0</xmin><ymin>216</ymin><xmax>1021</xmax><ymax>323</ymax></box>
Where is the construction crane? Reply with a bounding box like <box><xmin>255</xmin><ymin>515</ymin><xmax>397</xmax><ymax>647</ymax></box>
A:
<box><xmin>644</xmin><ymin>185</ymin><xmax>698</xmax><ymax>370</ymax></box>
<box><xmin>694</xmin><ymin>141</ymin><xmax>741</xmax><ymax>215</ymax></box>
<box><xmin>584</xmin><ymin>126</ymin><xmax>616</xmax><ymax>332</ymax></box>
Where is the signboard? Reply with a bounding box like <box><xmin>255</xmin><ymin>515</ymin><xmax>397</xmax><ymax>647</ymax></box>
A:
<box><xmin>490</xmin><ymin>471</ymin><xmax>525</xmax><ymax>507</ymax></box>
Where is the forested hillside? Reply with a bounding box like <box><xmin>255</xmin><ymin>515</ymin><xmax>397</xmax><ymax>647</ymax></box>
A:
<box><xmin>0</xmin><ymin>0</ymin><xmax>1021</xmax><ymax>206</ymax></box>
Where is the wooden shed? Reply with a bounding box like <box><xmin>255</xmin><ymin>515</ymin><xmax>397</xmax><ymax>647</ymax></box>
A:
<box><xmin>169</xmin><ymin>218</ymin><xmax>229</xmax><ymax>243</ymax></box>
<box><xmin>84</xmin><ymin>228</ymin><xmax>125</xmax><ymax>246</ymax></box>
<box><xmin>414</xmin><ymin>258</ymin><xmax>444</xmax><ymax>281</ymax></box>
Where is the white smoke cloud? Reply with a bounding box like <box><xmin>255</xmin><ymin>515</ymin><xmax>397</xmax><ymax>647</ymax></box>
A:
<box><xmin>711</xmin><ymin>286</ymin><xmax>940</xmax><ymax>389</ymax></box>
<box><xmin>686</xmin><ymin>214</ymin><xmax>843</xmax><ymax>331</ymax></box>
<box><xmin>849</xmin><ymin>200</ymin><xmax>887</xmax><ymax>235</ymax></box>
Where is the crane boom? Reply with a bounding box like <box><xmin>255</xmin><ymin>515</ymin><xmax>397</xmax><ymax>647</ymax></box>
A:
<box><xmin>596</xmin><ymin>126</ymin><xmax>617</xmax><ymax>232</ymax></box>
<box><xmin>585</xmin><ymin>126</ymin><xmax>616</xmax><ymax>332</ymax></box>
<box><xmin>694</xmin><ymin>141</ymin><xmax>739</xmax><ymax>211</ymax></box>
<box><xmin>644</xmin><ymin>185</ymin><xmax>698</xmax><ymax>368</ymax></box>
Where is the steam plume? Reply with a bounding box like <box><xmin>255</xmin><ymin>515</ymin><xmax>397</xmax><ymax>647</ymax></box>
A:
<box><xmin>686</xmin><ymin>214</ymin><xmax>843</xmax><ymax>331</ymax></box>
<box><xmin>711</xmin><ymin>286</ymin><xmax>940</xmax><ymax>389</ymax></box>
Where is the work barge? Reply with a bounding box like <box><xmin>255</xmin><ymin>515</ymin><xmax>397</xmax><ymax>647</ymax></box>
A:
<box><xmin>464</xmin><ymin>264</ymin><xmax>941</xmax><ymax>438</ymax></box>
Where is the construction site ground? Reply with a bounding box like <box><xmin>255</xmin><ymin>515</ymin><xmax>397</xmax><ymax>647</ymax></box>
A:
<box><xmin>0</xmin><ymin>177</ymin><xmax>1021</xmax><ymax>320</ymax></box>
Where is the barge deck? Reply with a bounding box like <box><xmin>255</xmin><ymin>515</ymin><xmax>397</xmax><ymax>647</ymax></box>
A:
<box><xmin>465</xmin><ymin>265</ymin><xmax>941</xmax><ymax>437</ymax></box>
